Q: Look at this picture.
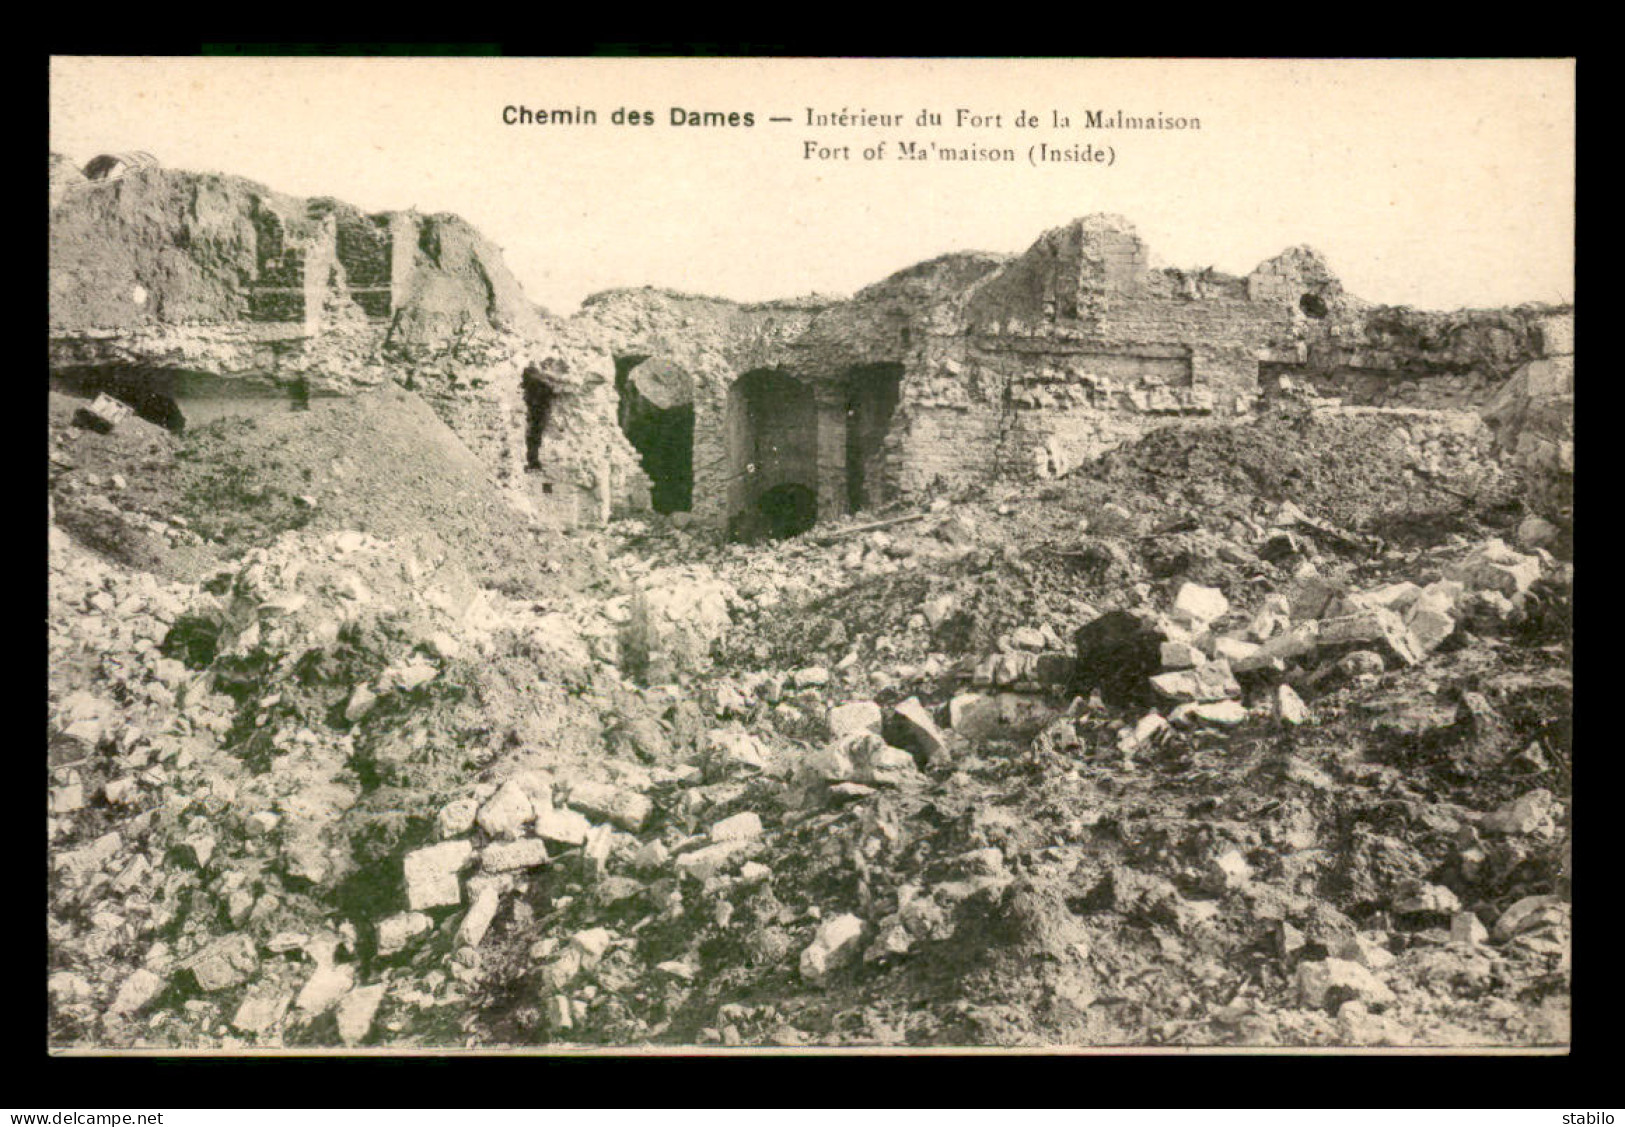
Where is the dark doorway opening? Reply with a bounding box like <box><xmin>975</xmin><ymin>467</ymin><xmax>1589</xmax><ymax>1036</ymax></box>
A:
<box><xmin>615</xmin><ymin>356</ymin><xmax>694</xmax><ymax>513</ymax></box>
<box><xmin>725</xmin><ymin>368</ymin><xmax>818</xmax><ymax>540</ymax></box>
<box><xmin>522</xmin><ymin>364</ymin><xmax>556</xmax><ymax>471</ymax></box>
<box><xmin>751</xmin><ymin>482</ymin><xmax>819</xmax><ymax>541</ymax></box>
<box><xmin>844</xmin><ymin>363</ymin><xmax>904</xmax><ymax>513</ymax></box>
<box><xmin>49</xmin><ymin>365</ymin><xmax>285</xmax><ymax>432</ymax></box>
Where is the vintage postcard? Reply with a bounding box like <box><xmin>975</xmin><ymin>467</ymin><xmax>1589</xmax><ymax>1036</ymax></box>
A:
<box><xmin>47</xmin><ymin>56</ymin><xmax>1574</xmax><ymax>1054</ymax></box>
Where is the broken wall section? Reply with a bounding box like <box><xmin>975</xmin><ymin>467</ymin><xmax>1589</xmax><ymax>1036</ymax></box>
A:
<box><xmin>578</xmin><ymin>289</ymin><xmax>827</xmax><ymax>531</ymax></box>
<box><xmin>615</xmin><ymin>357</ymin><xmax>695</xmax><ymax>515</ymax></box>
<box><xmin>1258</xmin><ymin>301</ymin><xmax>1566</xmax><ymax>411</ymax></box>
<box><xmin>885</xmin><ymin>218</ymin><xmax>1316</xmax><ymax>496</ymax></box>
<box><xmin>1482</xmin><ymin>311</ymin><xmax>1575</xmax><ymax>518</ymax></box>
<box><xmin>51</xmin><ymin>166</ymin><xmax>282</xmax><ymax>330</ymax></box>
<box><xmin>389</xmin><ymin>316</ymin><xmax>647</xmax><ymax>531</ymax></box>
<box><xmin>49</xmin><ymin>157</ymin><xmax>641</xmax><ymax>531</ymax></box>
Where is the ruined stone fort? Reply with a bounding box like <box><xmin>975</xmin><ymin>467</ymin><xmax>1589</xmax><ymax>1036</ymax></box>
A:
<box><xmin>49</xmin><ymin>155</ymin><xmax>1574</xmax><ymax>537</ymax></box>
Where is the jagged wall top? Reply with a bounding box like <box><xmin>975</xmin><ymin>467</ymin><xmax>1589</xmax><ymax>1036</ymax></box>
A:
<box><xmin>961</xmin><ymin>214</ymin><xmax>1151</xmax><ymax>327</ymax></box>
<box><xmin>48</xmin><ymin>158</ymin><xmax>547</xmax><ymax>353</ymax></box>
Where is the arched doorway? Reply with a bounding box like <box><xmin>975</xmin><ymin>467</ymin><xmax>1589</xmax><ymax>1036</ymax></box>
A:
<box><xmin>615</xmin><ymin>356</ymin><xmax>694</xmax><ymax>513</ymax></box>
<box><xmin>725</xmin><ymin>368</ymin><xmax>818</xmax><ymax>540</ymax></box>
<box><xmin>49</xmin><ymin>365</ymin><xmax>303</xmax><ymax>431</ymax></box>
<box><xmin>844</xmin><ymin>363</ymin><xmax>903</xmax><ymax>513</ymax></box>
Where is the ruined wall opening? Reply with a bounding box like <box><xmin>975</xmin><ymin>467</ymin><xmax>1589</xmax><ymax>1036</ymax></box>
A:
<box><xmin>1300</xmin><ymin>293</ymin><xmax>1330</xmax><ymax>319</ymax></box>
<box><xmin>844</xmin><ymin>363</ymin><xmax>904</xmax><ymax>513</ymax></box>
<box><xmin>615</xmin><ymin>356</ymin><xmax>694</xmax><ymax>513</ymax></box>
<box><xmin>522</xmin><ymin>365</ymin><xmax>557</xmax><ymax>470</ymax></box>
<box><xmin>49</xmin><ymin>365</ymin><xmax>300</xmax><ymax>431</ymax></box>
<box><xmin>82</xmin><ymin>152</ymin><xmax>157</xmax><ymax>182</ymax></box>
<box><xmin>725</xmin><ymin>368</ymin><xmax>818</xmax><ymax>540</ymax></box>
<box><xmin>750</xmin><ymin>482</ymin><xmax>819</xmax><ymax>541</ymax></box>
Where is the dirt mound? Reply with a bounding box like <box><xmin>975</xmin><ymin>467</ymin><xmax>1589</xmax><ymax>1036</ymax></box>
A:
<box><xmin>49</xmin><ymin>392</ymin><xmax>226</xmax><ymax>583</ymax></box>
<box><xmin>51</xmin><ymin>383</ymin><xmax>591</xmax><ymax>598</ymax></box>
<box><xmin>1080</xmin><ymin>408</ymin><xmax>1520</xmax><ymax>546</ymax></box>
<box><xmin>169</xmin><ymin>385</ymin><xmax>588</xmax><ymax>597</ymax></box>
<box><xmin>49</xmin><ymin>166</ymin><xmax>298</xmax><ymax>330</ymax></box>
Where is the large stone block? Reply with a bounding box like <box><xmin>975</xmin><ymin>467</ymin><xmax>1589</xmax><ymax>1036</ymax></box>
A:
<box><xmin>1149</xmin><ymin>659</ymin><xmax>1241</xmax><ymax>703</ymax></box>
<box><xmin>1315</xmin><ymin>607</ymin><xmax>1421</xmax><ymax>668</ymax></box>
<box><xmin>403</xmin><ymin>840</ymin><xmax>473</xmax><ymax>910</ymax></box>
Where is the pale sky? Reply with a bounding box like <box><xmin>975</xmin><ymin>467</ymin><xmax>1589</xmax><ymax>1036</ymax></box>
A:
<box><xmin>50</xmin><ymin>57</ymin><xmax>1574</xmax><ymax>314</ymax></box>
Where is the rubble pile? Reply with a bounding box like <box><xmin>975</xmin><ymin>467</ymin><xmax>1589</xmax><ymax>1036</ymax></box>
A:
<box><xmin>49</xmin><ymin>391</ymin><xmax>1571</xmax><ymax>1049</ymax></box>
<box><xmin>46</xmin><ymin>156</ymin><xmax>1572</xmax><ymax>1050</ymax></box>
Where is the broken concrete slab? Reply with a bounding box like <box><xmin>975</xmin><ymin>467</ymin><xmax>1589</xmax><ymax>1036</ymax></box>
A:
<box><xmin>1364</xmin><ymin>582</ymin><xmax>1423</xmax><ymax>613</ymax></box>
<box><xmin>482</xmin><ymin>838</ymin><xmax>550</xmax><ymax>872</ymax></box>
<box><xmin>1171</xmin><ymin>699</ymin><xmax>1249</xmax><ymax>727</ymax></box>
<box><xmin>946</xmin><ymin>692</ymin><xmax>1056</xmax><ymax>741</ymax></box>
<box><xmin>476</xmin><ymin>780</ymin><xmax>535</xmax><ymax>839</ymax></box>
<box><xmin>710</xmin><ymin>811</ymin><xmax>764</xmax><ymax>842</ymax></box>
<box><xmin>704</xmin><ymin>726</ymin><xmax>771</xmax><ymax>778</ymax></box>
<box><xmin>336</xmin><ymin>983</ymin><xmax>387</xmax><ymax>1046</ymax></box>
<box><xmin>458</xmin><ymin>882</ymin><xmax>504</xmax><ymax>948</ymax></box>
<box><xmin>1233</xmin><ymin>623</ymin><xmax>1320</xmax><ymax>673</ymax></box>
<box><xmin>1446</xmin><ymin>539</ymin><xmax>1543</xmax><ymax>597</ymax></box>
<box><xmin>1160</xmin><ymin>641</ymin><xmax>1205</xmax><ymax>669</ymax></box>
<box><xmin>1450</xmin><ymin>912</ymin><xmax>1490</xmax><ymax>946</ymax></box>
<box><xmin>566</xmin><ymin>780</ymin><xmax>653</xmax><ymax>832</ymax></box>
<box><xmin>1212</xmin><ymin>636</ymin><xmax>1261</xmax><ymax>665</ymax></box>
<box><xmin>533</xmin><ymin>806</ymin><xmax>593</xmax><ymax>847</ymax></box>
<box><xmin>437</xmin><ymin>797</ymin><xmax>478</xmax><ymax>839</ymax></box>
<box><xmin>1316</xmin><ymin>607</ymin><xmax>1421</xmax><ymax>668</ymax></box>
<box><xmin>109</xmin><ymin>968</ymin><xmax>165</xmax><ymax>1015</ymax></box>
<box><xmin>800</xmin><ymin>913</ymin><xmax>866</xmax><ymax>985</ymax></box>
<box><xmin>1493</xmin><ymin>895</ymin><xmax>1569</xmax><ymax>941</ymax></box>
<box><xmin>231</xmin><ymin>984</ymin><xmax>292</xmax><ymax>1036</ymax></box>
<box><xmin>1275</xmin><ymin>684</ymin><xmax>1312</xmax><ymax>725</ymax></box>
<box><xmin>674</xmin><ymin>838</ymin><xmax>752</xmax><ymax>881</ymax></box>
<box><xmin>376</xmin><ymin>912</ymin><xmax>434</xmax><ymax>956</ymax></box>
<box><xmin>403</xmin><ymin>840</ymin><xmax>473</xmax><ymax>910</ymax></box>
<box><xmin>1393</xmin><ymin>882</ymin><xmax>1461</xmax><ymax>915</ymax></box>
<box><xmin>182</xmin><ymin>934</ymin><xmax>259</xmax><ymax>992</ymax></box>
<box><xmin>1149</xmin><ymin>659</ymin><xmax>1241</xmax><ymax>703</ymax></box>
<box><xmin>73</xmin><ymin>393</ymin><xmax>135</xmax><ymax>434</ymax></box>
<box><xmin>1404</xmin><ymin>607</ymin><xmax>1456</xmax><ymax>657</ymax></box>
<box><xmin>295</xmin><ymin>962</ymin><xmax>356</xmax><ymax>1015</ymax></box>
<box><xmin>1296</xmin><ymin>958</ymin><xmax>1396</xmax><ymax>1010</ymax></box>
<box><xmin>883</xmin><ymin>697</ymin><xmax>951</xmax><ymax>768</ymax></box>
<box><xmin>1289</xmin><ymin>576</ymin><xmax>1349</xmax><ymax>622</ymax></box>
<box><xmin>826</xmin><ymin>700</ymin><xmax>884</xmax><ymax>740</ymax></box>
<box><xmin>1172</xmin><ymin>582</ymin><xmax>1229</xmax><ymax>625</ymax></box>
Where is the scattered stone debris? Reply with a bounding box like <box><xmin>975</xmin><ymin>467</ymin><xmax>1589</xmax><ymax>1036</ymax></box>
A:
<box><xmin>72</xmin><ymin>393</ymin><xmax>134</xmax><ymax>435</ymax></box>
<box><xmin>47</xmin><ymin>160</ymin><xmax>1571</xmax><ymax>1051</ymax></box>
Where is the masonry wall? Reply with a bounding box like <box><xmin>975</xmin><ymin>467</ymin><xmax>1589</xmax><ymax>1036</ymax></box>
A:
<box><xmin>568</xmin><ymin>220</ymin><xmax>1573</xmax><ymax>535</ymax></box>
<box><xmin>879</xmin><ymin>274</ymin><xmax>1301</xmax><ymax>497</ymax></box>
<box><xmin>1258</xmin><ymin>309</ymin><xmax>1567</xmax><ymax>410</ymax></box>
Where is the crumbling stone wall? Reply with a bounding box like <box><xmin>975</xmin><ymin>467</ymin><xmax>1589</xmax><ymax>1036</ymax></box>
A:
<box><xmin>51</xmin><ymin>156</ymin><xmax>1573</xmax><ymax>539</ymax></box>
<box><xmin>577</xmin><ymin>289</ymin><xmax>826</xmax><ymax>529</ymax></box>
<box><xmin>874</xmin><ymin>218</ymin><xmax>1306</xmax><ymax>499</ymax></box>
<box><xmin>578</xmin><ymin>218</ymin><xmax>1404</xmax><ymax>528</ymax></box>
<box><xmin>49</xmin><ymin>159</ymin><xmax>638</xmax><ymax>527</ymax></box>
<box><xmin>1482</xmin><ymin>311</ymin><xmax>1575</xmax><ymax>517</ymax></box>
<box><xmin>1258</xmin><ymin>306</ymin><xmax>1561</xmax><ymax>410</ymax></box>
